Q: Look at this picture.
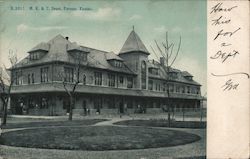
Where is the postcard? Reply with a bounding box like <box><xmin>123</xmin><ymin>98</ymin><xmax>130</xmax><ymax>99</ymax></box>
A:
<box><xmin>0</xmin><ymin>0</ymin><xmax>249</xmax><ymax>159</ymax></box>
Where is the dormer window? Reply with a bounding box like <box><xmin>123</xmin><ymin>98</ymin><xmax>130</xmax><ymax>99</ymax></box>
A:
<box><xmin>185</xmin><ymin>76</ymin><xmax>193</xmax><ymax>80</ymax></box>
<box><xmin>182</xmin><ymin>71</ymin><xmax>193</xmax><ymax>81</ymax></box>
<box><xmin>149</xmin><ymin>68</ymin><xmax>159</xmax><ymax>75</ymax></box>
<box><xmin>169</xmin><ymin>72</ymin><xmax>178</xmax><ymax>79</ymax></box>
<box><xmin>74</xmin><ymin>52</ymin><xmax>87</xmax><ymax>62</ymax></box>
<box><xmin>114</xmin><ymin>60</ymin><xmax>123</xmax><ymax>67</ymax></box>
<box><xmin>30</xmin><ymin>52</ymin><xmax>40</xmax><ymax>60</ymax></box>
<box><xmin>67</xmin><ymin>43</ymin><xmax>89</xmax><ymax>62</ymax></box>
<box><xmin>28</xmin><ymin>42</ymin><xmax>49</xmax><ymax>60</ymax></box>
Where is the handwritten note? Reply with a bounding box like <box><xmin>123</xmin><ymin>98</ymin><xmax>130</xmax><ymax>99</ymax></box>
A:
<box><xmin>209</xmin><ymin>2</ymin><xmax>249</xmax><ymax>91</ymax></box>
<box><xmin>207</xmin><ymin>1</ymin><xmax>250</xmax><ymax>158</ymax></box>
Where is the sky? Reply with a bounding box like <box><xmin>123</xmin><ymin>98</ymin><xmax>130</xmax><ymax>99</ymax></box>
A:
<box><xmin>0</xmin><ymin>0</ymin><xmax>207</xmax><ymax>94</ymax></box>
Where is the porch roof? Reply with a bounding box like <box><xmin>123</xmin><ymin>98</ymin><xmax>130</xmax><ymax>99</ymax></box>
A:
<box><xmin>11</xmin><ymin>83</ymin><xmax>202</xmax><ymax>100</ymax></box>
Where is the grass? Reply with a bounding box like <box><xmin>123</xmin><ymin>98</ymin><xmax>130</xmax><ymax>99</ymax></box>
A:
<box><xmin>2</xmin><ymin>119</ymin><xmax>108</xmax><ymax>129</ymax></box>
<box><xmin>114</xmin><ymin>119</ymin><xmax>206</xmax><ymax>129</ymax></box>
<box><xmin>0</xmin><ymin>126</ymin><xmax>200</xmax><ymax>151</ymax></box>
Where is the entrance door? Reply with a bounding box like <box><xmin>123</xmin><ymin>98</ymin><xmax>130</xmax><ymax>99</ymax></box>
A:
<box><xmin>119</xmin><ymin>101</ymin><xmax>124</xmax><ymax>114</ymax></box>
<box><xmin>94</xmin><ymin>98</ymin><xmax>102</xmax><ymax>114</ymax></box>
<box><xmin>63</xmin><ymin>99</ymin><xmax>70</xmax><ymax>113</ymax></box>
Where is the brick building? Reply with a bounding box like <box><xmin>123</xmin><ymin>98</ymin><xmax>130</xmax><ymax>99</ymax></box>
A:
<box><xmin>9</xmin><ymin>30</ymin><xmax>202</xmax><ymax>115</ymax></box>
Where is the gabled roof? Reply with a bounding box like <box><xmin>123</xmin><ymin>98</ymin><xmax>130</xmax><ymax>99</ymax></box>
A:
<box><xmin>119</xmin><ymin>30</ymin><xmax>150</xmax><ymax>55</ymax></box>
<box><xmin>28</xmin><ymin>42</ymin><xmax>50</xmax><ymax>53</ymax></box>
<box><xmin>13</xmin><ymin>34</ymin><xmax>135</xmax><ymax>75</ymax></box>
<box><xmin>106</xmin><ymin>51</ymin><xmax>124</xmax><ymax>61</ymax></box>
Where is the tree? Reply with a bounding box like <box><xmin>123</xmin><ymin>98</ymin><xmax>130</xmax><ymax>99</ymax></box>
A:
<box><xmin>0</xmin><ymin>52</ymin><xmax>18</xmax><ymax>126</ymax></box>
<box><xmin>151</xmin><ymin>32</ymin><xmax>181</xmax><ymax>127</ymax></box>
<box><xmin>56</xmin><ymin>55</ymin><xmax>82</xmax><ymax>121</ymax></box>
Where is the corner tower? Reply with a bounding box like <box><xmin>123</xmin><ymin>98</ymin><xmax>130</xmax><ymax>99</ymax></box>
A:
<box><xmin>119</xmin><ymin>28</ymin><xmax>149</xmax><ymax>89</ymax></box>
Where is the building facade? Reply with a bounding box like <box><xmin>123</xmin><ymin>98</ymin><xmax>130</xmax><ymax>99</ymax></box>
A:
<box><xmin>9</xmin><ymin>30</ymin><xmax>202</xmax><ymax>116</ymax></box>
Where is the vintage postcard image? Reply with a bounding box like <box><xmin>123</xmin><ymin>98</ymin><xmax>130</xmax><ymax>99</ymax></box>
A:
<box><xmin>0</xmin><ymin>0</ymin><xmax>249</xmax><ymax>159</ymax></box>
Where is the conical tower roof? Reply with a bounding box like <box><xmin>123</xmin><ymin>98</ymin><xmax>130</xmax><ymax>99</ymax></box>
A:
<box><xmin>119</xmin><ymin>30</ymin><xmax>149</xmax><ymax>55</ymax></box>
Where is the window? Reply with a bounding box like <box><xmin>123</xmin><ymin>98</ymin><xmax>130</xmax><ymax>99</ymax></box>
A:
<box><xmin>149</xmin><ymin>68</ymin><xmax>159</xmax><ymax>75</ymax></box>
<box><xmin>185</xmin><ymin>76</ymin><xmax>193</xmax><ymax>80</ymax></box>
<box><xmin>169</xmin><ymin>72</ymin><xmax>177</xmax><ymax>79</ymax></box>
<box><xmin>83</xmin><ymin>74</ymin><xmax>86</xmax><ymax>85</ymax></box>
<box><xmin>108</xmin><ymin>73</ymin><xmax>115</xmax><ymax>87</ymax></box>
<box><xmin>169</xmin><ymin>84</ymin><xmax>174</xmax><ymax>92</ymax></box>
<box><xmin>155</xmin><ymin>83</ymin><xmax>161</xmax><ymax>91</ymax></box>
<box><xmin>181</xmin><ymin>86</ymin><xmax>185</xmax><ymax>93</ymax></box>
<box><xmin>64</xmin><ymin>67</ymin><xmax>73</xmax><ymax>82</ymax></box>
<box><xmin>28</xmin><ymin>74</ymin><xmax>31</xmax><ymax>84</ymax></box>
<box><xmin>15</xmin><ymin>70</ymin><xmax>23</xmax><ymax>85</ymax></box>
<box><xmin>94</xmin><ymin>72</ymin><xmax>102</xmax><ymax>85</ymax></box>
<box><xmin>156</xmin><ymin>83</ymin><xmax>161</xmax><ymax>91</ymax></box>
<box><xmin>114</xmin><ymin>61</ymin><xmax>123</xmax><ymax>67</ymax></box>
<box><xmin>41</xmin><ymin>67</ymin><xmax>49</xmax><ymax>83</ymax></box>
<box><xmin>187</xmin><ymin>86</ymin><xmax>191</xmax><ymax>94</ymax></box>
<box><xmin>148</xmin><ymin>80</ymin><xmax>153</xmax><ymax>90</ymax></box>
<box><xmin>196</xmin><ymin>87</ymin><xmax>200</xmax><ymax>94</ymax></box>
<box><xmin>163</xmin><ymin>83</ymin><xmax>167</xmax><ymax>92</ymax></box>
<box><xmin>30</xmin><ymin>52</ymin><xmax>40</xmax><ymax>60</ymax></box>
<box><xmin>28</xmin><ymin>73</ymin><xmax>34</xmax><ymax>84</ymax></box>
<box><xmin>127</xmin><ymin>76</ymin><xmax>133</xmax><ymax>88</ymax></box>
<box><xmin>141</xmin><ymin>61</ymin><xmax>146</xmax><ymax>89</ymax></box>
<box><xmin>176</xmin><ymin>85</ymin><xmax>180</xmax><ymax>93</ymax></box>
<box><xmin>75</xmin><ymin>52</ymin><xmax>87</xmax><ymax>62</ymax></box>
<box><xmin>119</xmin><ymin>76</ymin><xmax>124</xmax><ymax>84</ymax></box>
<box><xmin>31</xmin><ymin>73</ymin><xmax>34</xmax><ymax>83</ymax></box>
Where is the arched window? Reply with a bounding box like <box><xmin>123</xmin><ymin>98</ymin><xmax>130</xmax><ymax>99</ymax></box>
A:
<box><xmin>141</xmin><ymin>61</ymin><xmax>146</xmax><ymax>89</ymax></box>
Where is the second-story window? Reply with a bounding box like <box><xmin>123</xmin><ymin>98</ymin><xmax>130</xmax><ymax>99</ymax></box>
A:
<box><xmin>187</xmin><ymin>86</ymin><xmax>191</xmax><ymax>94</ymax></box>
<box><xmin>64</xmin><ymin>67</ymin><xmax>73</xmax><ymax>83</ymax></box>
<box><xmin>31</xmin><ymin>73</ymin><xmax>35</xmax><ymax>83</ymax></box>
<box><xmin>127</xmin><ymin>76</ymin><xmax>133</xmax><ymax>88</ymax></box>
<box><xmin>119</xmin><ymin>76</ymin><xmax>124</xmax><ymax>84</ymax></box>
<box><xmin>108</xmin><ymin>73</ymin><xmax>115</xmax><ymax>87</ymax></box>
<box><xmin>28</xmin><ymin>74</ymin><xmax>31</xmax><ymax>84</ymax></box>
<box><xmin>28</xmin><ymin>73</ymin><xmax>34</xmax><ymax>84</ymax></box>
<box><xmin>15</xmin><ymin>70</ymin><xmax>23</xmax><ymax>85</ymax></box>
<box><xmin>94</xmin><ymin>72</ymin><xmax>102</xmax><ymax>85</ymax></box>
<box><xmin>196</xmin><ymin>87</ymin><xmax>200</xmax><ymax>94</ymax></box>
<box><xmin>176</xmin><ymin>85</ymin><xmax>180</xmax><ymax>93</ymax></box>
<box><xmin>169</xmin><ymin>84</ymin><xmax>174</xmax><ymax>92</ymax></box>
<box><xmin>41</xmin><ymin>67</ymin><xmax>49</xmax><ymax>83</ymax></box>
<box><xmin>148</xmin><ymin>80</ymin><xmax>153</xmax><ymax>90</ymax></box>
<box><xmin>163</xmin><ymin>83</ymin><xmax>167</xmax><ymax>92</ymax></box>
<box><xmin>141</xmin><ymin>61</ymin><xmax>146</xmax><ymax>89</ymax></box>
<box><xmin>181</xmin><ymin>86</ymin><xmax>185</xmax><ymax>93</ymax></box>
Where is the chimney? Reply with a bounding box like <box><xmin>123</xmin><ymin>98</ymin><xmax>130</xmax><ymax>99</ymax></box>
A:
<box><xmin>65</xmin><ymin>37</ymin><xmax>69</xmax><ymax>40</ymax></box>
<box><xmin>160</xmin><ymin>57</ymin><xmax>165</xmax><ymax>66</ymax></box>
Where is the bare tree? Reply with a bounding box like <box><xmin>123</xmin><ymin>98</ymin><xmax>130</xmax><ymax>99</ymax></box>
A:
<box><xmin>56</xmin><ymin>55</ymin><xmax>82</xmax><ymax>121</ymax></box>
<box><xmin>0</xmin><ymin>52</ymin><xmax>18</xmax><ymax>126</ymax></box>
<box><xmin>151</xmin><ymin>32</ymin><xmax>181</xmax><ymax>127</ymax></box>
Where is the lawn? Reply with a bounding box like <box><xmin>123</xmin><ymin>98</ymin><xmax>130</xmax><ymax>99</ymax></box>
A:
<box><xmin>1</xmin><ymin>119</ymin><xmax>107</xmax><ymax>129</ymax></box>
<box><xmin>0</xmin><ymin>126</ymin><xmax>200</xmax><ymax>151</ymax></box>
<box><xmin>114</xmin><ymin>119</ymin><xmax>206</xmax><ymax>129</ymax></box>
